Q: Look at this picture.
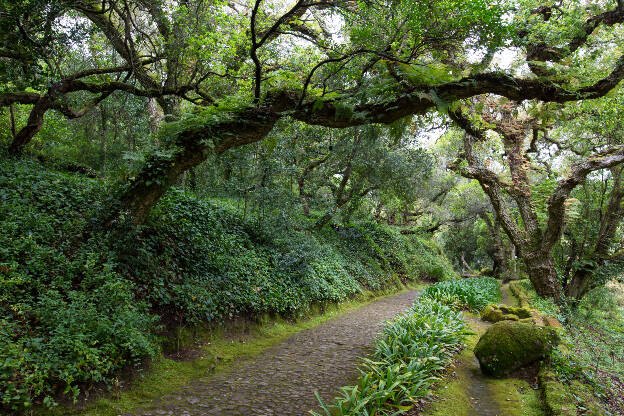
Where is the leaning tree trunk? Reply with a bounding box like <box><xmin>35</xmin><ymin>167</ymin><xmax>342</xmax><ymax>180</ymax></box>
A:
<box><xmin>565</xmin><ymin>269</ymin><xmax>593</xmax><ymax>300</ymax></box>
<box><xmin>115</xmin><ymin>101</ymin><xmax>288</xmax><ymax>224</ymax></box>
<box><xmin>8</xmin><ymin>98</ymin><xmax>50</xmax><ymax>155</ymax></box>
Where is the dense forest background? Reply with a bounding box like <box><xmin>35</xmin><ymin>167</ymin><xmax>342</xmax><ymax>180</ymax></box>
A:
<box><xmin>1</xmin><ymin>0</ymin><xmax>624</xmax><ymax>413</ymax></box>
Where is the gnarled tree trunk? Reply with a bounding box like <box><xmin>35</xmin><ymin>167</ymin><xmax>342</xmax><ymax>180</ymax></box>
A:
<box><xmin>523</xmin><ymin>251</ymin><xmax>562</xmax><ymax>299</ymax></box>
<box><xmin>449</xmin><ymin>106</ymin><xmax>624</xmax><ymax>302</ymax></box>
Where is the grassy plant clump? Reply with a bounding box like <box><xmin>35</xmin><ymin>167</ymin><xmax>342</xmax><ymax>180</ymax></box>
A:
<box><xmin>420</xmin><ymin>277</ymin><xmax>501</xmax><ymax>311</ymax></box>
<box><xmin>313</xmin><ymin>288</ymin><xmax>474</xmax><ymax>415</ymax></box>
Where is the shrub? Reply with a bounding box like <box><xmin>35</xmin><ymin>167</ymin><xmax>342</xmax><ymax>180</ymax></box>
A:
<box><xmin>312</xmin><ymin>278</ymin><xmax>494</xmax><ymax>416</ymax></box>
<box><xmin>0</xmin><ymin>159</ymin><xmax>158</xmax><ymax>412</ymax></box>
<box><xmin>405</xmin><ymin>236</ymin><xmax>458</xmax><ymax>282</ymax></box>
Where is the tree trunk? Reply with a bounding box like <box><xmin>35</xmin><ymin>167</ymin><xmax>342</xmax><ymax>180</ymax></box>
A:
<box><xmin>9</xmin><ymin>104</ymin><xmax>17</xmax><ymax>138</ymax></box>
<box><xmin>480</xmin><ymin>212</ymin><xmax>507</xmax><ymax>279</ymax></box>
<box><xmin>9</xmin><ymin>99</ymin><xmax>50</xmax><ymax>155</ymax></box>
<box><xmin>100</xmin><ymin>108</ymin><xmax>108</xmax><ymax>172</ymax></box>
<box><xmin>504</xmin><ymin>243</ymin><xmax>518</xmax><ymax>281</ymax></box>
<box><xmin>523</xmin><ymin>252</ymin><xmax>563</xmax><ymax>300</ymax></box>
<box><xmin>314</xmin><ymin>211</ymin><xmax>335</xmax><ymax>230</ymax></box>
<box><xmin>115</xmin><ymin>102</ymin><xmax>285</xmax><ymax>224</ymax></box>
<box><xmin>461</xmin><ymin>253</ymin><xmax>475</xmax><ymax>276</ymax></box>
<box><xmin>148</xmin><ymin>98</ymin><xmax>164</xmax><ymax>135</ymax></box>
<box><xmin>564</xmin><ymin>167</ymin><xmax>624</xmax><ymax>299</ymax></box>
<box><xmin>565</xmin><ymin>269</ymin><xmax>593</xmax><ymax>300</ymax></box>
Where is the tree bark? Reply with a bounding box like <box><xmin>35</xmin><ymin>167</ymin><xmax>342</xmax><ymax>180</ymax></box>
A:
<box><xmin>9</xmin><ymin>104</ymin><xmax>16</xmax><ymax>138</ymax></box>
<box><xmin>148</xmin><ymin>98</ymin><xmax>164</xmax><ymax>135</ymax></box>
<box><xmin>523</xmin><ymin>251</ymin><xmax>562</xmax><ymax>299</ymax></box>
<box><xmin>479</xmin><ymin>212</ymin><xmax>506</xmax><ymax>278</ymax></box>
<box><xmin>565</xmin><ymin>269</ymin><xmax>593</xmax><ymax>300</ymax></box>
<box><xmin>8</xmin><ymin>98</ymin><xmax>50</xmax><ymax>155</ymax></box>
<box><xmin>111</xmin><ymin>52</ymin><xmax>624</xmax><ymax>226</ymax></box>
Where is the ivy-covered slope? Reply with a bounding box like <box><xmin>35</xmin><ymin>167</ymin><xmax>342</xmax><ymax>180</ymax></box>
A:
<box><xmin>0</xmin><ymin>158</ymin><xmax>457</xmax><ymax>413</ymax></box>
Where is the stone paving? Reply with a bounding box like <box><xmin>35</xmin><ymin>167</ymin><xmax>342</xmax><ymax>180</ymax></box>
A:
<box><xmin>123</xmin><ymin>290</ymin><xmax>419</xmax><ymax>416</ymax></box>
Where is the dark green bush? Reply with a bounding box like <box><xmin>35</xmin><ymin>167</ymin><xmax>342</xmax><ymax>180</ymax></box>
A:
<box><xmin>0</xmin><ymin>158</ymin><xmax>456</xmax><ymax>412</ymax></box>
<box><xmin>0</xmin><ymin>159</ymin><xmax>158</xmax><ymax>412</ymax></box>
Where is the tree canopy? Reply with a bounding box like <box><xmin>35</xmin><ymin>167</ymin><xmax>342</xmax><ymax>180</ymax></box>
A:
<box><xmin>2</xmin><ymin>0</ymin><xmax>624</xmax><ymax>302</ymax></box>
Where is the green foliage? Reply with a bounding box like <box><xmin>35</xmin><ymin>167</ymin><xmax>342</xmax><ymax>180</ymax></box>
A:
<box><xmin>0</xmin><ymin>158</ymin><xmax>455</xmax><ymax>413</ymax></box>
<box><xmin>514</xmin><ymin>279</ymin><xmax>623</xmax><ymax>414</ymax></box>
<box><xmin>420</xmin><ymin>277</ymin><xmax>501</xmax><ymax>311</ymax></box>
<box><xmin>565</xmin><ymin>285</ymin><xmax>624</xmax><ymax>382</ymax></box>
<box><xmin>312</xmin><ymin>297</ymin><xmax>470</xmax><ymax>416</ymax></box>
<box><xmin>407</xmin><ymin>236</ymin><xmax>459</xmax><ymax>282</ymax></box>
<box><xmin>0</xmin><ymin>159</ymin><xmax>158</xmax><ymax>413</ymax></box>
<box><xmin>515</xmin><ymin>280</ymin><xmax>563</xmax><ymax>321</ymax></box>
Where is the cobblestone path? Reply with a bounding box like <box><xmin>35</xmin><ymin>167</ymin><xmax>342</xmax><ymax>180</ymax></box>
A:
<box><xmin>123</xmin><ymin>290</ymin><xmax>419</xmax><ymax>416</ymax></box>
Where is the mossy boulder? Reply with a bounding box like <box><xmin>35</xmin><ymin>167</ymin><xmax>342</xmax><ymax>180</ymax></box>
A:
<box><xmin>479</xmin><ymin>267</ymin><xmax>495</xmax><ymax>277</ymax></box>
<box><xmin>474</xmin><ymin>321</ymin><xmax>560</xmax><ymax>377</ymax></box>
<box><xmin>499</xmin><ymin>305</ymin><xmax>532</xmax><ymax>319</ymax></box>
<box><xmin>509</xmin><ymin>280</ymin><xmax>532</xmax><ymax>308</ymax></box>
<box><xmin>481</xmin><ymin>304</ymin><xmax>532</xmax><ymax>323</ymax></box>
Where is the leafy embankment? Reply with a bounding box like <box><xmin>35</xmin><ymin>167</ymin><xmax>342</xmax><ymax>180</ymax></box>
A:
<box><xmin>314</xmin><ymin>277</ymin><xmax>500</xmax><ymax>416</ymax></box>
<box><xmin>0</xmin><ymin>158</ymin><xmax>457</xmax><ymax>413</ymax></box>
<box><xmin>510</xmin><ymin>280</ymin><xmax>622</xmax><ymax>415</ymax></box>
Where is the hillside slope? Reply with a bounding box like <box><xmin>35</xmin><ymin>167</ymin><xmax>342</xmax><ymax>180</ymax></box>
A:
<box><xmin>0</xmin><ymin>158</ymin><xmax>457</xmax><ymax>413</ymax></box>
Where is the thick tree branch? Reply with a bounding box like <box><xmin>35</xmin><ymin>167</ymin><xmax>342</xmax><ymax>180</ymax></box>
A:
<box><xmin>295</xmin><ymin>56</ymin><xmax>624</xmax><ymax>128</ymax></box>
<box><xmin>67</xmin><ymin>58</ymin><xmax>161</xmax><ymax>80</ymax></box>
<box><xmin>0</xmin><ymin>92</ymin><xmax>41</xmax><ymax>107</ymax></box>
<box><xmin>447</xmin><ymin>108</ymin><xmax>529</xmax><ymax>250</ymax></box>
<box><xmin>117</xmin><ymin>54</ymin><xmax>624</xmax><ymax>224</ymax></box>
<box><xmin>527</xmin><ymin>5</ymin><xmax>624</xmax><ymax>63</ymax></box>
<box><xmin>543</xmin><ymin>146</ymin><xmax>624</xmax><ymax>252</ymax></box>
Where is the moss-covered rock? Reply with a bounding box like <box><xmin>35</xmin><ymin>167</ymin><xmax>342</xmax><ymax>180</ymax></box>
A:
<box><xmin>474</xmin><ymin>321</ymin><xmax>559</xmax><ymax>377</ymax></box>
<box><xmin>499</xmin><ymin>305</ymin><xmax>532</xmax><ymax>319</ymax></box>
<box><xmin>509</xmin><ymin>281</ymin><xmax>532</xmax><ymax>309</ymax></box>
<box><xmin>479</xmin><ymin>267</ymin><xmax>495</xmax><ymax>277</ymax></box>
<box><xmin>481</xmin><ymin>304</ymin><xmax>532</xmax><ymax>323</ymax></box>
<box><xmin>543</xmin><ymin>316</ymin><xmax>563</xmax><ymax>329</ymax></box>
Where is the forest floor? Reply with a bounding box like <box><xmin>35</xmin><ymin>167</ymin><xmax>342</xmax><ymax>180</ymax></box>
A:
<box><xmin>110</xmin><ymin>290</ymin><xmax>420</xmax><ymax>416</ymax></box>
<box><xmin>415</xmin><ymin>283</ymin><xmax>547</xmax><ymax>416</ymax></box>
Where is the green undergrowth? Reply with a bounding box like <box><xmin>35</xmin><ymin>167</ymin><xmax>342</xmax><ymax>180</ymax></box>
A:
<box><xmin>510</xmin><ymin>280</ymin><xmax>562</xmax><ymax>321</ymax></box>
<box><xmin>509</xmin><ymin>280</ymin><xmax>620</xmax><ymax>415</ymax></box>
<box><xmin>420</xmin><ymin>277</ymin><xmax>501</xmax><ymax>311</ymax></box>
<box><xmin>313</xmin><ymin>277</ymin><xmax>500</xmax><ymax>416</ymax></box>
<box><xmin>0</xmin><ymin>158</ymin><xmax>454</xmax><ymax>413</ymax></box>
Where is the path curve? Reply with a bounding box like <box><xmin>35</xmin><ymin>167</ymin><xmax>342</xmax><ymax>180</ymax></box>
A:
<box><xmin>123</xmin><ymin>290</ymin><xmax>419</xmax><ymax>416</ymax></box>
